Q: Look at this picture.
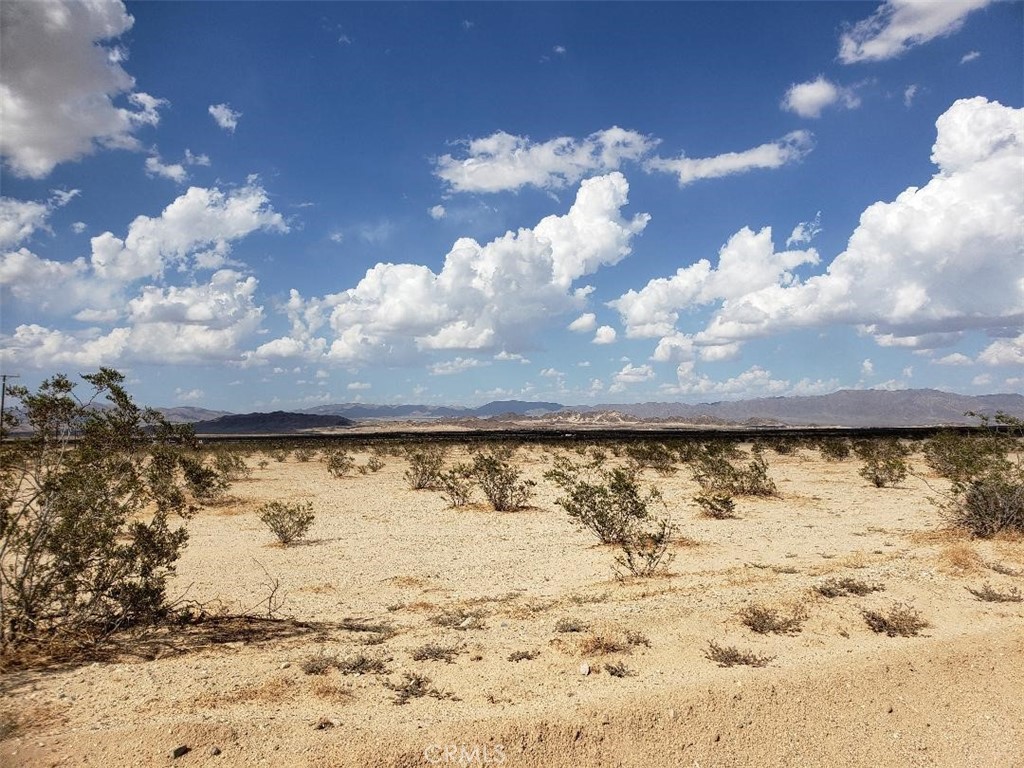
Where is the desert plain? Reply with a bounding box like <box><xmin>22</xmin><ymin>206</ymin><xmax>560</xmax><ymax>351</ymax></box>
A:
<box><xmin>2</xmin><ymin>437</ymin><xmax>1022</xmax><ymax>767</ymax></box>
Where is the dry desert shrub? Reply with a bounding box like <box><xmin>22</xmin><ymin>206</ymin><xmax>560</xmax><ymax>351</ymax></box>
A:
<box><xmin>622</xmin><ymin>441</ymin><xmax>678</xmax><ymax>475</ymax></box>
<box><xmin>507</xmin><ymin>649</ymin><xmax>539</xmax><ymax>662</ymax></box>
<box><xmin>614</xmin><ymin>516</ymin><xmax>677</xmax><ymax>580</ymax></box>
<box><xmin>738</xmin><ymin>602</ymin><xmax>808</xmax><ymax>635</ymax></box>
<box><xmin>690</xmin><ymin>446</ymin><xmax>778</xmax><ymax>497</ymax></box>
<box><xmin>554</xmin><ymin>617</ymin><xmax>590</xmax><ymax>633</ymax></box>
<box><xmin>604</xmin><ymin>661</ymin><xmax>636</xmax><ymax>678</ymax></box>
<box><xmin>694</xmin><ymin>493</ymin><xmax>739</xmax><ymax>519</ymax></box>
<box><xmin>334</xmin><ymin>653</ymin><xmax>391</xmax><ymax>675</ymax></box>
<box><xmin>704</xmin><ymin>641</ymin><xmax>774</xmax><ymax>668</ymax></box>
<box><xmin>340</xmin><ymin>617</ymin><xmax>395</xmax><ymax>636</ymax></box>
<box><xmin>965</xmin><ymin>583</ymin><xmax>1023</xmax><ymax>603</ymax></box>
<box><xmin>578</xmin><ymin>634</ymin><xmax>628</xmax><ymax>656</ymax></box>
<box><xmin>814</xmin><ymin>577</ymin><xmax>885</xmax><ymax>598</ymax></box>
<box><xmin>324</xmin><ymin>448</ymin><xmax>355</xmax><ymax>478</ymax></box>
<box><xmin>301</xmin><ymin>651</ymin><xmax>339</xmax><ymax>675</ymax></box>
<box><xmin>411</xmin><ymin>641</ymin><xmax>464</xmax><ymax>663</ymax></box>
<box><xmin>577</xmin><ymin>629</ymin><xmax>648</xmax><ymax>656</ymax></box>
<box><xmin>293</xmin><ymin>447</ymin><xmax>316</xmax><ymax>462</ymax></box>
<box><xmin>862</xmin><ymin>602</ymin><xmax>929</xmax><ymax>637</ymax></box>
<box><xmin>438</xmin><ymin>463</ymin><xmax>475</xmax><ymax>507</ymax></box>
<box><xmin>385</xmin><ymin>672</ymin><xmax>457</xmax><ymax>705</ymax></box>
<box><xmin>429</xmin><ymin>608</ymin><xmax>487</xmax><ymax>630</ymax></box>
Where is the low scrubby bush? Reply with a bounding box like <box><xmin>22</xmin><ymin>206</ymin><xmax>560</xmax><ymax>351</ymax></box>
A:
<box><xmin>471</xmin><ymin>447</ymin><xmax>535</xmax><ymax>511</ymax></box>
<box><xmin>258</xmin><ymin>500</ymin><xmax>315</xmax><ymax>545</ymax></box>
<box><xmin>403</xmin><ymin>445</ymin><xmax>446</xmax><ymax>490</ymax></box>
<box><xmin>854</xmin><ymin>439</ymin><xmax>911</xmax><ymax>488</ymax></box>
<box><xmin>936</xmin><ymin>414</ymin><xmax>1023</xmax><ymax>537</ymax></box>
<box><xmin>0</xmin><ymin>369</ymin><xmax>200</xmax><ymax>650</ymax></box>
<box><xmin>613</xmin><ymin>517</ymin><xmax>677</xmax><ymax>579</ymax></box>
<box><xmin>545</xmin><ymin>455</ymin><xmax>661</xmax><ymax>543</ymax></box>
<box><xmin>324</xmin><ymin>449</ymin><xmax>355</xmax><ymax>478</ymax></box>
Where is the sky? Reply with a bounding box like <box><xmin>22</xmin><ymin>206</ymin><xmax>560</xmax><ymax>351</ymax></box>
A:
<box><xmin>1</xmin><ymin>0</ymin><xmax>1022</xmax><ymax>411</ymax></box>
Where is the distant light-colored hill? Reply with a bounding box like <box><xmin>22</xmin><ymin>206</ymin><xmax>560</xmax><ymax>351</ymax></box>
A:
<box><xmin>156</xmin><ymin>406</ymin><xmax>233</xmax><ymax>424</ymax></box>
<box><xmin>580</xmin><ymin>389</ymin><xmax>1024</xmax><ymax>427</ymax></box>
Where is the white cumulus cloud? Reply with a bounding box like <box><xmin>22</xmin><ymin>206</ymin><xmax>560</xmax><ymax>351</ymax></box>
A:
<box><xmin>0</xmin><ymin>0</ymin><xmax>166</xmax><ymax>178</ymax></box>
<box><xmin>266</xmin><ymin>173</ymin><xmax>648</xmax><ymax>366</ymax></box>
<box><xmin>568</xmin><ymin>313</ymin><xmax>597</xmax><ymax>333</ymax></box>
<box><xmin>593</xmin><ymin>325</ymin><xmax>617</xmax><ymax>345</ymax></box>
<box><xmin>613</xmin><ymin>97</ymin><xmax>1024</xmax><ymax>372</ymax></box>
<box><xmin>89</xmin><ymin>178</ymin><xmax>287</xmax><ymax>282</ymax></box>
<box><xmin>781</xmin><ymin>77</ymin><xmax>860</xmax><ymax>118</ymax></box>
<box><xmin>434</xmin><ymin>127</ymin><xmax>657</xmax><ymax>193</ymax></box>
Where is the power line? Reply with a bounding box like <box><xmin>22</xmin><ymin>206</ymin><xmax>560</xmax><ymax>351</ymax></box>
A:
<box><xmin>1</xmin><ymin>373</ymin><xmax>21</xmax><ymax>442</ymax></box>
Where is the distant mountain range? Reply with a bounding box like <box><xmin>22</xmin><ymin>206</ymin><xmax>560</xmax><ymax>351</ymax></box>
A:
<box><xmin>184</xmin><ymin>411</ymin><xmax>354</xmax><ymax>434</ymax></box>
<box><xmin>169</xmin><ymin>389</ymin><xmax>1024</xmax><ymax>432</ymax></box>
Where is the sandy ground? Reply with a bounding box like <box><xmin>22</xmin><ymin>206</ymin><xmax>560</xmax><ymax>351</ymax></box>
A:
<box><xmin>2</xmin><ymin>442</ymin><xmax>1022</xmax><ymax>767</ymax></box>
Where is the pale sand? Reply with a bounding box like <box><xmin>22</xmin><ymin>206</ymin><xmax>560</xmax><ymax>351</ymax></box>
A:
<box><xmin>2</xmin><ymin>443</ymin><xmax>1022</xmax><ymax>767</ymax></box>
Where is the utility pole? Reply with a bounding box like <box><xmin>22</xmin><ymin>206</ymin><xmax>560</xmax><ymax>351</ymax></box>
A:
<box><xmin>0</xmin><ymin>373</ymin><xmax>20</xmax><ymax>442</ymax></box>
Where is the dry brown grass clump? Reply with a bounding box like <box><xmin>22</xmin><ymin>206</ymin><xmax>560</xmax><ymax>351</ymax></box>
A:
<box><xmin>704</xmin><ymin>641</ymin><xmax>774</xmax><ymax>668</ymax></box>
<box><xmin>862</xmin><ymin>602</ymin><xmax>929</xmax><ymax>637</ymax></box>
<box><xmin>938</xmin><ymin>543</ymin><xmax>985</xmax><ymax>574</ymax></box>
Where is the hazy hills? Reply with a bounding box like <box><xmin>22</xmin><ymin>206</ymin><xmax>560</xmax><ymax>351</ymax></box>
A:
<box><xmin>170</xmin><ymin>389</ymin><xmax>1024</xmax><ymax>432</ymax></box>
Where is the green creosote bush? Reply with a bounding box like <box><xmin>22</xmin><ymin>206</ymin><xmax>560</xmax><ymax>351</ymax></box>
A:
<box><xmin>545</xmin><ymin>455</ymin><xmax>662</xmax><ymax>543</ymax></box>
<box><xmin>817</xmin><ymin>438</ymin><xmax>852</xmax><ymax>462</ymax></box>
<box><xmin>257</xmin><ymin>500</ymin><xmax>315</xmax><ymax>545</ymax></box>
<box><xmin>932</xmin><ymin>414</ymin><xmax>1023</xmax><ymax>538</ymax></box>
<box><xmin>438</xmin><ymin>463</ymin><xmax>475</xmax><ymax>508</ymax></box>
<box><xmin>854</xmin><ymin>439</ymin><xmax>911</xmax><ymax>488</ymax></box>
<box><xmin>690</xmin><ymin>445</ymin><xmax>778</xmax><ymax>497</ymax></box>
<box><xmin>293</xmin><ymin>447</ymin><xmax>316</xmax><ymax>463</ymax></box>
<box><xmin>403</xmin><ymin>445</ymin><xmax>447</xmax><ymax>490</ymax></box>
<box><xmin>622</xmin><ymin>442</ymin><xmax>678</xmax><ymax>475</ymax></box>
<box><xmin>324</xmin><ymin>449</ymin><xmax>355</xmax><ymax>478</ymax></box>
<box><xmin>471</xmin><ymin>447</ymin><xmax>535</xmax><ymax>512</ymax></box>
<box><xmin>0</xmin><ymin>369</ymin><xmax>202</xmax><ymax>650</ymax></box>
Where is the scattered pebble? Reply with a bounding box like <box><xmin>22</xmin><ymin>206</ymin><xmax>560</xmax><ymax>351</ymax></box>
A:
<box><xmin>171</xmin><ymin>745</ymin><xmax>190</xmax><ymax>759</ymax></box>
<box><xmin>579</xmin><ymin>663</ymin><xmax>591</xmax><ymax>676</ymax></box>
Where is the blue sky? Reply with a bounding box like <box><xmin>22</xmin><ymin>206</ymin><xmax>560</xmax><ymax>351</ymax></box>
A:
<box><xmin>1</xmin><ymin>1</ymin><xmax>1022</xmax><ymax>410</ymax></box>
